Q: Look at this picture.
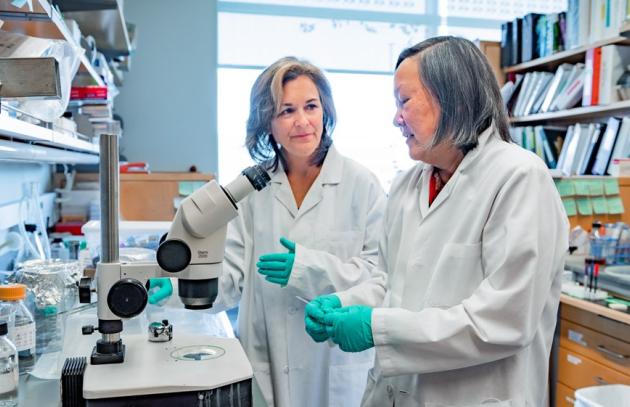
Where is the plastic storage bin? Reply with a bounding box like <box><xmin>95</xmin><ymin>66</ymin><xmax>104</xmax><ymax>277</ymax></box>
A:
<box><xmin>575</xmin><ymin>384</ymin><xmax>630</xmax><ymax>407</ymax></box>
<box><xmin>81</xmin><ymin>220</ymin><xmax>170</xmax><ymax>257</ymax></box>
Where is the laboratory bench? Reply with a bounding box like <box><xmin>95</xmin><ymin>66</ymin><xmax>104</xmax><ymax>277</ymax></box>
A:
<box><xmin>553</xmin><ymin>294</ymin><xmax>630</xmax><ymax>406</ymax></box>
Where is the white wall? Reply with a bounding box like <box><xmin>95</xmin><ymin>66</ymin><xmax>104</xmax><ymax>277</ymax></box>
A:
<box><xmin>116</xmin><ymin>0</ymin><xmax>218</xmax><ymax>174</ymax></box>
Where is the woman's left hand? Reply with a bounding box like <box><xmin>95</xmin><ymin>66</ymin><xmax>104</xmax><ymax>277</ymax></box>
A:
<box><xmin>257</xmin><ymin>237</ymin><xmax>296</xmax><ymax>287</ymax></box>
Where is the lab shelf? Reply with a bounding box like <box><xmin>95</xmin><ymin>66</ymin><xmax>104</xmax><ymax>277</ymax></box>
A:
<box><xmin>63</xmin><ymin>0</ymin><xmax>132</xmax><ymax>58</ymax></box>
<box><xmin>0</xmin><ymin>112</ymin><xmax>99</xmax><ymax>157</ymax></box>
<box><xmin>51</xmin><ymin>0</ymin><xmax>117</xmax><ymax>12</ymax></box>
<box><xmin>1</xmin><ymin>0</ymin><xmax>105</xmax><ymax>86</ymax></box>
<box><xmin>0</xmin><ymin>0</ymin><xmax>52</xmax><ymax>20</ymax></box>
<box><xmin>503</xmin><ymin>35</ymin><xmax>630</xmax><ymax>75</ymax></box>
<box><xmin>509</xmin><ymin>100</ymin><xmax>630</xmax><ymax>125</ymax></box>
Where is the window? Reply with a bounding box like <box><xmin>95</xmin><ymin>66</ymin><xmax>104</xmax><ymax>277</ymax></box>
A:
<box><xmin>217</xmin><ymin>0</ymin><xmax>566</xmax><ymax>190</ymax></box>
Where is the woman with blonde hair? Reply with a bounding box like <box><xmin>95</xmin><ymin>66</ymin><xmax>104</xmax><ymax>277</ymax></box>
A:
<box><xmin>215</xmin><ymin>56</ymin><xmax>386</xmax><ymax>407</ymax></box>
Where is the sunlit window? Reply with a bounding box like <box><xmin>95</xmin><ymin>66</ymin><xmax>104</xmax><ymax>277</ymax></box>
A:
<box><xmin>217</xmin><ymin>0</ymin><xmax>567</xmax><ymax>190</ymax></box>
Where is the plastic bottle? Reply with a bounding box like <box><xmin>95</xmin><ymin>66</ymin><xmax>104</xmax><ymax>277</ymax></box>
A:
<box><xmin>0</xmin><ymin>321</ymin><xmax>18</xmax><ymax>407</ymax></box>
<box><xmin>0</xmin><ymin>285</ymin><xmax>36</xmax><ymax>374</ymax></box>
<box><xmin>50</xmin><ymin>238</ymin><xmax>69</xmax><ymax>261</ymax></box>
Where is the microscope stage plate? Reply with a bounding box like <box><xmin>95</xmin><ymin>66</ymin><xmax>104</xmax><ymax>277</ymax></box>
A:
<box><xmin>83</xmin><ymin>334</ymin><xmax>253</xmax><ymax>399</ymax></box>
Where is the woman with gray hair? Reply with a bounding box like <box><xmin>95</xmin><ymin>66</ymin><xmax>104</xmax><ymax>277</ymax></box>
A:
<box><xmin>215</xmin><ymin>56</ymin><xmax>386</xmax><ymax>406</ymax></box>
<box><xmin>305</xmin><ymin>36</ymin><xmax>569</xmax><ymax>406</ymax></box>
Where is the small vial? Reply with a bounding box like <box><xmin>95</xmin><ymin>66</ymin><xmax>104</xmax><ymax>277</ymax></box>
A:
<box><xmin>0</xmin><ymin>321</ymin><xmax>18</xmax><ymax>407</ymax></box>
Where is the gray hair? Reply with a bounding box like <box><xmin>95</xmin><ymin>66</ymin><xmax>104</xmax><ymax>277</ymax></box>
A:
<box><xmin>396</xmin><ymin>36</ymin><xmax>510</xmax><ymax>152</ymax></box>
<box><xmin>246</xmin><ymin>57</ymin><xmax>336</xmax><ymax>172</ymax></box>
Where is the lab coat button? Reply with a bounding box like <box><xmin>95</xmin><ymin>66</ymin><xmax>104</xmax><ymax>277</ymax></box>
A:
<box><xmin>387</xmin><ymin>385</ymin><xmax>393</xmax><ymax>398</ymax></box>
<box><xmin>283</xmin><ymin>366</ymin><xmax>289</xmax><ymax>374</ymax></box>
<box><xmin>288</xmin><ymin>307</ymin><xmax>297</xmax><ymax>315</ymax></box>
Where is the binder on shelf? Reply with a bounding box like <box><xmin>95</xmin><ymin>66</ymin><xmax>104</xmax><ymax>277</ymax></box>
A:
<box><xmin>549</xmin><ymin>63</ymin><xmax>584</xmax><ymax>111</ymax></box>
<box><xmin>536</xmin><ymin>14</ymin><xmax>547</xmax><ymax>58</ymax></box>
<box><xmin>545</xmin><ymin>13</ymin><xmax>560</xmax><ymax>57</ymax></box>
<box><xmin>608</xmin><ymin>117</ymin><xmax>630</xmax><ymax>175</ymax></box>
<box><xmin>566</xmin><ymin>0</ymin><xmax>592</xmax><ymax>49</ymax></box>
<box><xmin>501</xmin><ymin>21</ymin><xmax>513</xmax><ymax>68</ymax></box>
<box><xmin>557</xmin><ymin>125</ymin><xmax>577</xmax><ymax>175</ymax></box>
<box><xmin>599</xmin><ymin>45</ymin><xmax>630</xmax><ymax>104</ymax></box>
<box><xmin>522</xmin><ymin>13</ymin><xmax>543</xmax><ymax>62</ymax></box>
<box><xmin>589</xmin><ymin>0</ymin><xmax>605</xmax><ymax>43</ymax></box>
<box><xmin>592</xmin><ymin>117</ymin><xmax>621</xmax><ymax>175</ymax></box>
<box><xmin>527</xmin><ymin>72</ymin><xmax>554</xmax><ymax>114</ymax></box>
<box><xmin>569</xmin><ymin>124</ymin><xmax>592</xmax><ymax>175</ymax></box>
<box><xmin>540</xmin><ymin>63</ymin><xmax>573</xmax><ymax>113</ymax></box>
<box><xmin>505</xmin><ymin>74</ymin><xmax>524</xmax><ymax>113</ymax></box>
<box><xmin>513</xmin><ymin>72</ymin><xmax>534</xmax><ymax>116</ymax></box>
<box><xmin>534</xmin><ymin>126</ymin><xmax>560</xmax><ymax>168</ymax></box>
<box><xmin>511</xmin><ymin>17</ymin><xmax>523</xmax><ymax>66</ymax></box>
<box><xmin>577</xmin><ymin>123</ymin><xmax>603</xmax><ymax>175</ymax></box>
<box><xmin>582</xmin><ymin>47</ymin><xmax>602</xmax><ymax>107</ymax></box>
<box><xmin>552</xmin><ymin>67</ymin><xmax>587</xmax><ymax>111</ymax></box>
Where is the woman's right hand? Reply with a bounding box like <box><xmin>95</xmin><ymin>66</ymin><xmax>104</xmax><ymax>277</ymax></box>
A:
<box><xmin>304</xmin><ymin>294</ymin><xmax>341</xmax><ymax>342</ymax></box>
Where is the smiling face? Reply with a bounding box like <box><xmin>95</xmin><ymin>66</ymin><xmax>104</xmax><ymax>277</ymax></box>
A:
<box><xmin>392</xmin><ymin>56</ymin><xmax>441</xmax><ymax>162</ymax></box>
<box><xmin>270</xmin><ymin>75</ymin><xmax>324</xmax><ymax>165</ymax></box>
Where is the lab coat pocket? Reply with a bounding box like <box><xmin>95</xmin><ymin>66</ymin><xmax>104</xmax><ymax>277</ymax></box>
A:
<box><xmin>424</xmin><ymin>242</ymin><xmax>483</xmax><ymax>308</ymax></box>
<box><xmin>328</xmin><ymin>362</ymin><xmax>371</xmax><ymax>407</ymax></box>
<box><xmin>318</xmin><ymin>230</ymin><xmax>363</xmax><ymax>261</ymax></box>
<box><xmin>426</xmin><ymin>401</ymin><xmax>515</xmax><ymax>407</ymax></box>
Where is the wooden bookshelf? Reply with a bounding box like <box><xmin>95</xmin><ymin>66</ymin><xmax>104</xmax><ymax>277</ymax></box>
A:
<box><xmin>510</xmin><ymin>100</ymin><xmax>630</xmax><ymax>125</ymax></box>
<box><xmin>503</xmin><ymin>35</ymin><xmax>630</xmax><ymax>74</ymax></box>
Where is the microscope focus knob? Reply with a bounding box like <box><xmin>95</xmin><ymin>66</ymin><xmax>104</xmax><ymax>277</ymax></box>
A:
<box><xmin>157</xmin><ymin>239</ymin><xmax>191</xmax><ymax>273</ymax></box>
<box><xmin>107</xmin><ymin>278</ymin><xmax>148</xmax><ymax>318</ymax></box>
<box><xmin>78</xmin><ymin>277</ymin><xmax>93</xmax><ymax>304</ymax></box>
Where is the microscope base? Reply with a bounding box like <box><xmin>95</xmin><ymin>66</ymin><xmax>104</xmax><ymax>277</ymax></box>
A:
<box><xmin>82</xmin><ymin>334</ymin><xmax>253</xmax><ymax>403</ymax></box>
<box><xmin>85</xmin><ymin>379</ymin><xmax>252</xmax><ymax>407</ymax></box>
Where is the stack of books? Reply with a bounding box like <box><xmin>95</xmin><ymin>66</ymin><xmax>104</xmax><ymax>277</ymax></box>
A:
<box><xmin>500</xmin><ymin>0</ymin><xmax>628</xmax><ymax>67</ymax></box>
<box><xmin>507</xmin><ymin>63</ymin><xmax>586</xmax><ymax>116</ymax></box>
<box><xmin>514</xmin><ymin>117</ymin><xmax>630</xmax><ymax>176</ymax></box>
<box><xmin>505</xmin><ymin>45</ymin><xmax>630</xmax><ymax>117</ymax></box>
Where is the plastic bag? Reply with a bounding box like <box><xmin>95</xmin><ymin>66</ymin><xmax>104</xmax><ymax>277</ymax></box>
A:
<box><xmin>0</xmin><ymin>31</ymin><xmax>83</xmax><ymax>122</ymax></box>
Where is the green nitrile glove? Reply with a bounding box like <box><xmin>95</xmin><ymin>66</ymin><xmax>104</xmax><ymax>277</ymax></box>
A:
<box><xmin>147</xmin><ymin>278</ymin><xmax>173</xmax><ymax>305</ymax></box>
<box><xmin>304</xmin><ymin>294</ymin><xmax>341</xmax><ymax>342</ymax></box>
<box><xmin>257</xmin><ymin>237</ymin><xmax>295</xmax><ymax>287</ymax></box>
<box><xmin>324</xmin><ymin>305</ymin><xmax>374</xmax><ymax>352</ymax></box>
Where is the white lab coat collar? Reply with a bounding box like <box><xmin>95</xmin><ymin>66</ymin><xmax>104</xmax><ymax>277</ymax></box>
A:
<box><xmin>269</xmin><ymin>145</ymin><xmax>344</xmax><ymax>218</ymax></box>
<box><xmin>418</xmin><ymin>125</ymin><xmax>497</xmax><ymax>217</ymax></box>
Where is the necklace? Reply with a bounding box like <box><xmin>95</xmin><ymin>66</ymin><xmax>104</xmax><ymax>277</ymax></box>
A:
<box><xmin>432</xmin><ymin>169</ymin><xmax>445</xmax><ymax>194</ymax></box>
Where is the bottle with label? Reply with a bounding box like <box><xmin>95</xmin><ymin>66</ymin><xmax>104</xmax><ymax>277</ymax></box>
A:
<box><xmin>0</xmin><ymin>321</ymin><xmax>18</xmax><ymax>407</ymax></box>
<box><xmin>0</xmin><ymin>285</ymin><xmax>36</xmax><ymax>374</ymax></box>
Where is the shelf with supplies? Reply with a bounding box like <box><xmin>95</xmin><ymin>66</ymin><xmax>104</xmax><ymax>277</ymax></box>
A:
<box><xmin>504</xmin><ymin>7</ymin><xmax>630</xmax><ymax>189</ymax></box>
<box><xmin>54</xmin><ymin>0</ymin><xmax>133</xmax><ymax>59</ymax></box>
<box><xmin>503</xmin><ymin>35</ymin><xmax>630</xmax><ymax>75</ymax></box>
<box><xmin>0</xmin><ymin>109</ymin><xmax>99</xmax><ymax>164</ymax></box>
<box><xmin>1</xmin><ymin>0</ymin><xmax>105</xmax><ymax>87</ymax></box>
<box><xmin>510</xmin><ymin>100</ymin><xmax>630</xmax><ymax>125</ymax></box>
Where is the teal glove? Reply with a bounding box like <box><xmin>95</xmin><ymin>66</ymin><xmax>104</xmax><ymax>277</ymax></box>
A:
<box><xmin>147</xmin><ymin>278</ymin><xmax>173</xmax><ymax>305</ymax></box>
<box><xmin>304</xmin><ymin>294</ymin><xmax>341</xmax><ymax>342</ymax></box>
<box><xmin>257</xmin><ymin>237</ymin><xmax>295</xmax><ymax>287</ymax></box>
<box><xmin>324</xmin><ymin>305</ymin><xmax>374</xmax><ymax>352</ymax></box>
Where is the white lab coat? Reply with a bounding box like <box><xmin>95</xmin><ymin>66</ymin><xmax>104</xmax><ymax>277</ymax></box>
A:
<box><xmin>338</xmin><ymin>126</ymin><xmax>569</xmax><ymax>406</ymax></box>
<box><xmin>215</xmin><ymin>145</ymin><xmax>387</xmax><ymax>407</ymax></box>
